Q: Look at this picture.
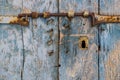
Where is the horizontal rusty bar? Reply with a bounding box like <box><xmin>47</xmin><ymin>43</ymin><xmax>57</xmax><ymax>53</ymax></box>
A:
<box><xmin>1</xmin><ymin>11</ymin><xmax>120</xmax><ymax>26</ymax></box>
<box><xmin>18</xmin><ymin>12</ymin><xmax>85</xmax><ymax>18</ymax></box>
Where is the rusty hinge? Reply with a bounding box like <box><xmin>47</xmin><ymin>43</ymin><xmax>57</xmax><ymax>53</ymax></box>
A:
<box><xmin>1</xmin><ymin>11</ymin><xmax>120</xmax><ymax>26</ymax></box>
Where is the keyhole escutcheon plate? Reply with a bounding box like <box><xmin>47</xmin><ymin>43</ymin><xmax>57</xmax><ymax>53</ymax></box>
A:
<box><xmin>79</xmin><ymin>36</ymin><xmax>88</xmax><ymax>50</ymax></box>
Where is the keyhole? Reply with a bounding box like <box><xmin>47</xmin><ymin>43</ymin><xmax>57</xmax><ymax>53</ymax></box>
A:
<box><xmin>81</xmin><ymin>40</ymin><xmax>86</xmax><ymax>48</ymax></box>
<box><xmin>79</xmin><ymin>36</ymin><xmax>88</xmax><ymax>50</ymax></box>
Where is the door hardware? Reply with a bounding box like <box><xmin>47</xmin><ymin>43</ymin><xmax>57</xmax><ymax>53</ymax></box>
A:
<box><xmin>0</xmin><ymin>16</ymin><xmax>29</xmax><ymax>26</ymax></box>
<box><xmin>1</xmin><ymin>11</ymin><xmax>120</xmax><ymax>26</ymax></box>
<box><xmin>79</xmin><ymin>36</ymin><xmax>88</xmax><ymax>50</ymax></box>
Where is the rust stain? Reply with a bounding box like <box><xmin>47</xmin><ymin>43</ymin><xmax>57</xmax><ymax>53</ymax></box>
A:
<box><xmin>0</xmin><ymin>17</ymin><xmax>2</xmax><ymax>21</ymax></box>
<box><xmin>9</xmin><ymin>17</ymin><xmax>19</xmax><ymax>23</ymax></box>
<box><xmin>9</xmin><ymin>17</ymin><xmax>29</xmax><ymax>26</ymax></box>
<box><xmin>59</xmin><ymin>32</ymin><xmax>65</xmax><ymax>44</ymax></box>
<box><xmin>47</xmin><ymin>39</ymin><xmax>53</xmax><ymax>46</ymax></box>
<box><xmin>94</xmin><ymin>14</ymin><xmax>120</xmax><ymax>25</ymax></box>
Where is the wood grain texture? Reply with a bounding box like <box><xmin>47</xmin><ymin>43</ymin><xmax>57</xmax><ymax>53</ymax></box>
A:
<box><xmin>22</xmin><ymin>0</ymin><xmax>59</xmax><ymax>80</ymax></box>
<box><xmin>99</xmin><ymin>0</ymin><xmax>120</xmax><ymax>80</ymax></box>
<box><xmin>59</xmin><ymin>0</ymin><xmax>99</xmax><ymax>80</ymax></box>
<box><xmin>0</xmin><ymin>0</ymin><xmax>23</xmax><ymax>80</ymax></box>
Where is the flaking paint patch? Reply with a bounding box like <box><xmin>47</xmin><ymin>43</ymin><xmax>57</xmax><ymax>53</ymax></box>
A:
<box><xmin>59</xmin><ymin>0</ymin><xmax>98</xmax><ymax>80</ymax></box>
<box><xmin>22</xmin><ymin>8</ymin><xmax>31</xmax><ymax>13</ymax></box>
<box><xmin>66</xmin><ymin>43</ymin><xmax>98</xmax><ymax>79</ymax></box>
<box><xmin>12</xmin><ymin>0</ymin><xmax>22</xmax><ymax>8</ymax></box>
<box><xmin>105</xmin><ymin>41</ymin><xmax>120</xmax><ymax>80</ymax></box>
<box><xmin>66</xmin><ymin>61</ymin><xmax>81</xmax><ymax>78</ymax></box>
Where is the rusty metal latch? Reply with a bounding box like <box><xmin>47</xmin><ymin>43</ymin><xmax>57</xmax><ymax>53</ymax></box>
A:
<box><xmin>1</xmin><ymin>11</ymin><xmax>120</xmax><ymax>26</ymax></box>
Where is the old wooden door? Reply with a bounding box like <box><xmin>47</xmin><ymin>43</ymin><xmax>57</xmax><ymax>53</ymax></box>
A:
<box><xmin>0</xmin><ymin>0</ymin><xmax>119</xmax><ymax>80</ymax></box>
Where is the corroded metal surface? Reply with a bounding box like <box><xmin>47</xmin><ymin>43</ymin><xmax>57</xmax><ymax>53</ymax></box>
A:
<box><xmin>0</xmin><ymin>16</ymin><xmax>18</xmax><ymax>23</ymax></box>
<box><xmin>18</xmin><ymin>11</ymin><xmax>120</xmax><ymax>26</ymax></box>
<box><xmin>94</xmin><ymin>14</ymin><xmax>120</xmax><ymax>25</ymax></box>
<box><xmin>0</xmin><ymin>16</ymin><xmax>29</xmax><ymax>26</ymax></box>
<box><xmin>2</xmin><ymin>11</ymin><xmax>120</xmax><ymax>26</ymax></box>
<box><xmin>0</xmin><ymin>0</ymin><xmax>119</xmax><ymax>80</ymax></box>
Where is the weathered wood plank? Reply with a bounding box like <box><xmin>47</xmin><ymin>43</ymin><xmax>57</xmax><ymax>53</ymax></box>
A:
<box><xmin>59</xmin><ymin>0</ymin><xmax>99</xmax><ymax>80</ymax></box>
<box><xmin>0</xmin><ymin>0</ymin><xmax>23</xmax><ymax>80</ymax></box>
<box><xmin>99</xmin><ymin>0</ymin><xmax>120</xmax><ymax>80</ymax></box>
<box><xmin>22</xmin><ymin>0</ymin><xmax>59</xmax><ymax>80</ymax></box>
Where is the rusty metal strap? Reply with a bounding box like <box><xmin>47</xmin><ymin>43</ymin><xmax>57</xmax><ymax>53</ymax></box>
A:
<box><xmin>1</xmin><ymin>11</ymin><xmax>120</xmax><ymax>26</ymax></box>
<box><xmin>0</xmin><ymin>16</ymin><xmax>29</xmax><ymax>26</ymax></box>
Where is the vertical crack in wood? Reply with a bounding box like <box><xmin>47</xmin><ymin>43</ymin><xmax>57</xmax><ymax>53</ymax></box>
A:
<box><xmin>98</xmin><ymin>0</ymin><xmax>100</xmax><ymax>80</ymax></box>
<box><xmin>21</xmin><ymin>27</ymin><xmax>25</xmax><ymax>80</ymax></box>
<box><xmin>21</xmin><ymin>0</ymin><xmax>25</xmax><ymax>80</ymax></box>
<box><xmin>57</xmin><ymin>0</ymin><xmax>60</xmax><ymax>80</ymax></box>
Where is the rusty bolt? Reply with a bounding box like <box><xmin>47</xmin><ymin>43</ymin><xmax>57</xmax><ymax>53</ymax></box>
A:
<box><xmin>68</xmin><ymin>10</ymin><xmax>74</xmax><ymax>18</ymax></box>
<box><xmin>43</xmin><ymin>12</ymin><xmax>50</xmax><ymax>18</ymax></box>
<box><xmin>9</xmin><ymin>17</ymin><xmax>29</xmax><ymax>26</ymax></box>
<box><xmin>83</xmin><ymin>11</ymin><xmax>89</xmax><ymax>17</ymax></box>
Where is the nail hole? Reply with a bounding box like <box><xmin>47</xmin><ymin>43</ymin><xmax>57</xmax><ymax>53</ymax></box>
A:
<box><xmin>63</xmin><ymin>23</ymin><xmax>69</xmax><ymax>28</ymax></box>
<box><xmin>47</xmin><ymin>18</ymin><xmax>54</xmax><ymax>25</ymax></box>
<box><xmin>83</xmin><ymin>23</ymin><xmax>85</xmax><ymax>25</ymax></box>
<box><xmin>47</xmin><ymin>39</ymin><xmax>53</xmax><ymax>46</ymax></box>
<box><xmin>47</xmin><ymin>29</ymin><xmax>53</xmax><ymax>33</ymax></box>
<box><xmin>55</xmin><ymin>64</ymin><xmax>61</xmax><ymax>67</ymax></box>
<box><xmin>48</xmin><ymin>50</ymin><xmax>54</xmax><ymax>56</ymax></box>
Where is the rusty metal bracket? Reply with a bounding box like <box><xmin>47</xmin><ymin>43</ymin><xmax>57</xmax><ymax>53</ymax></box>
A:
<box><xmin>1</xmin><ymin>11</ymin><xmax>120</xmax><ymax>26</ymax></box>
